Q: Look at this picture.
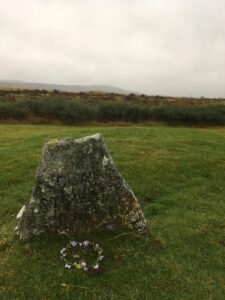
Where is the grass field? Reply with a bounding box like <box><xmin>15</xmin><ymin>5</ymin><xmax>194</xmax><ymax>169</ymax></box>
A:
<box><xmin>0</xmin><ymin>124</ymin><xmax>225</xmax><ymax>299</ymax></box>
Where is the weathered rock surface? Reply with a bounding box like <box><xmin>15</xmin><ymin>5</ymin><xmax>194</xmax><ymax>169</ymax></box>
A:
<box><xmin>15</xmin><ymin>133</ymin><xmax>147</xmax><ymax>240</ymax></box>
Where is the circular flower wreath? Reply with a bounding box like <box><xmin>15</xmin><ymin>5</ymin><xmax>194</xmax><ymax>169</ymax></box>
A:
<box><xmin>60</xmin><ymin>240</ymin><xmax>104</xmax><ymax>272</ymax></box>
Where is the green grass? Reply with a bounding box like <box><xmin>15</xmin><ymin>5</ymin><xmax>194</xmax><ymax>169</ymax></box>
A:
<box><xmin>0</xmin><ymin>124</ymin><xmax>225</xmax><ymax>299</ymax></box>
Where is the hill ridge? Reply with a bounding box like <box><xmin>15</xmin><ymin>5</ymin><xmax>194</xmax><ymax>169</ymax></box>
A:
<box><xmin>0</xmin><ymin>79</ymin><xmax>134</xmax><ymax>94</ymax></box>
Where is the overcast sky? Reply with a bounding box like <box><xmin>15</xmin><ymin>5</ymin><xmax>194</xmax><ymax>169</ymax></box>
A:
<box><xmin>0</xmin><ymin>0</ymin><xmax>224</xmax><ymax>97</ymax></box>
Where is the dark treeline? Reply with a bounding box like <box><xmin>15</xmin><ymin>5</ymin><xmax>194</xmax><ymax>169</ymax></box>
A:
<box><xmin>0</xmin><ymin>97</ymin><xmax>225</xmax><ymax>125</ymax></box>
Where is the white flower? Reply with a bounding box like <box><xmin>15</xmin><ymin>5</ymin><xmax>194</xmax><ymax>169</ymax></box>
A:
<box><xmin>80</xmin><ymin>261</ymin><xmax>87</xmax><ymax>268</ymax></box>
<box><xmin>94</xmin><ymin>244</ymin><xmax>99</xmax><ymax>250</ymax></box>
<box><xmin>65</xmin><ymin>263</ymin><xmax>71</xmax><ymax>269</ymax></box>
<box><xmin>83</xmin><ymin>240</ymin><xmax>90</xmax><ymax>247</ymax></box>
<box><xmin>70</xmin><ymin>241</ymin><xmax>77</xmax><ymax>247</ymax></box>
<box><xmin>93</xmin><ymin>263</ymin><xmax>99</xmax><ymax>270</ymax></box>
<box><xmin>60</xmin><ymin>248</ymin><xmax>66</xmax><ymax>255</ymax></box>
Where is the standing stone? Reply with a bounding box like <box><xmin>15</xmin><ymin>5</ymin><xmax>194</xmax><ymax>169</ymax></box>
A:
<box><xmin>15</xmin><ymin>133</ymin><xmax>147</xmax><ymax>240</ymax></box>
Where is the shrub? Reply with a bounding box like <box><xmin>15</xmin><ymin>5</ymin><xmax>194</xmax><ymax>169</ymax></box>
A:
<box><xmin>151</xmin><ymin>105</ymin><xmax>225</xmax><ymax>125</ymax></box>
<box><xmin>0</xmin><ymin>102</ymin><xmax>28</xmax><ymax>120</ymax></box>
<box><xmin>96</xmin><ymin>102</ymin><xmax>150</xmax><ymax>122</ymax></box>
<box><xmin>0</xmin><ymin>97</ymin><xmax>225</xmax><ymax>126</ymax></box>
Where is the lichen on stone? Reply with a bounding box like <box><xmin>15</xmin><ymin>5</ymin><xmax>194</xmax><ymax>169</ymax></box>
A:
<box><xmin>14</xmin><ymin>133</ymin><xmax>147</xmax><ymax>240</ymax></box>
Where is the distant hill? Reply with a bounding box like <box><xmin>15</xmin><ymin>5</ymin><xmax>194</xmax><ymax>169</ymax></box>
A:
<box><xmin>0</xmin><ymin>79</ymin><xmax>133</xmax><ymax>94</ymax></box>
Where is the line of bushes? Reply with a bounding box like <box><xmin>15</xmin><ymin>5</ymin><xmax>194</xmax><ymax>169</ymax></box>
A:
<box><xmin>0</xmin><ymin>97</ymin><xmax>225</xmax><ymax>125</ymax></box>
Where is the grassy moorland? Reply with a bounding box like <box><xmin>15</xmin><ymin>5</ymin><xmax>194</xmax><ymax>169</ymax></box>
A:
<box><xmin>0</xmin><ymin>124</ymin><xmax>225</xmax><ymax>299</ymax></box>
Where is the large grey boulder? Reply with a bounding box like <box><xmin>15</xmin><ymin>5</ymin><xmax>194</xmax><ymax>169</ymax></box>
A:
<box><xmin>15</xmin><ymin>133</ymin><xmax>147</xmax><ymax>240</ymax></box>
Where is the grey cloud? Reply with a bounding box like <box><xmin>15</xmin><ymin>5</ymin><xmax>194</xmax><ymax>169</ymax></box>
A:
<box><xmin>0</xmin><ymin>0</ymin><xmax>224</xmax><ymax>97</ymax></box>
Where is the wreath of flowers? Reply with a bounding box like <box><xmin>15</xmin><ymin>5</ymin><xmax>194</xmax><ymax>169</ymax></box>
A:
<box><xmin>60</xmin><ymin>240</ymin><xmax>104</xmax><ymax>272</ymax></box>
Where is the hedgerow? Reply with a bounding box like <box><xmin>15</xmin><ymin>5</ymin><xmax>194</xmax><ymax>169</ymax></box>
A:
<box><xmin>0</xmin><ymin>97</ymin><xmax>225</xmax><ymax>125</ymax></box>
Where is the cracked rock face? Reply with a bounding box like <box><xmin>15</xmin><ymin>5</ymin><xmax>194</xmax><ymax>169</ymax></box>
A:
<box><xmin>15</xmin><ymin>133</ymin><xmax>147</xmax><ymax>240</ymax></box>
